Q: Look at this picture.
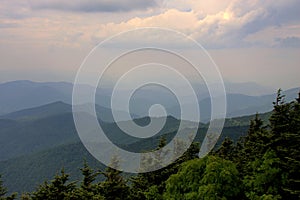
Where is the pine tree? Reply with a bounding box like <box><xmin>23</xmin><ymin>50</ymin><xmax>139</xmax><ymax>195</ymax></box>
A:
<box><xmin>0</xmin><ymin>175</ymin><xmax>16</xmax><ymax>200</ymax></box>
<box><xmin>99</xmin><ymin>156</ymin><xmax>130</xmax><ymax>200</ymax></box>
<box><xmin>245</xmin><ymin>113</ymin><xmax>268</xmax><ymax>157</ymax></box>
<box><xmin>270</xmin><ymin>89</ymin><xmax>291</xmax><ymax>135</ymax></box>
<box><xmin>267</xmin><ymin>90</ymin><xmax>300</xmax><ymax>199</ymax></box>
<box><xmin>130</xmin><ymin>137</ymin><xmax>200</xmax><ymax>200</ymax></box>
<box><xmin>244</xmin><ymin>150</ymin><xmax>283</xmax><ymax>199</ymax></box>
<box><xmin>32</xmin><ymin>169</ymin><xmax>76</xmax><ymax>200</ymax></box>
<box><xmin>216</xmin><ymin>137</ymin><xmax>235</xmax><ymax>160</ymax></box>
<box><xmin>130</xmin><ymin>136</ymin><xmax>168</xmax><ymax>200</ymax></box>
<box><xmin>235</xmin><ymin>113</ymin><xmax>270</xmax><ymax>177</ymax></box>
<box><xmin>20</xmin><ymin>193</ymin><xmax>31</xmax><ymax>200</ymax></box>
<box><xmin>0</xmin><ymin>175</ymin><xmax>6</xmax><ymax>198</ymax></box>
<box><xmin>67</xmin><ymin>161</ymin><xmax>104</xmax><ymax>200</ymax></box>
<box><xmin>80</xmin><ymin>161</ymin><xmax>99</xmax><ymax>192</ymax></box>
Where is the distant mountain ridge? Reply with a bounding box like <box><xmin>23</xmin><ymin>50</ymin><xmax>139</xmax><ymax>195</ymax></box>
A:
<box><xmin>0</xmin><ymin>80</ymin><xmax>298</xmax><ymax>121</ymax></box>
<box><xmin>0</xmin><ymin>101</ymin><xmax>71</xmax><ymax>121</ymax></box>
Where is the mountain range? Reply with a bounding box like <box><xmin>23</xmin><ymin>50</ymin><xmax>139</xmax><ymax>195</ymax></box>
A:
<box><xmin>0</xmin><ymin>100</ymin><xmax>255</xmax><ymax>194</ymax></box>
<box><xmin>0</xmin><ymin>80</ymin><xmax>299</xmax><ymax>194</ymax></box>
<box><xmin>0</xmin><ymin>80</ymin><xmax>298</xmax><ymax>121</ymax></box>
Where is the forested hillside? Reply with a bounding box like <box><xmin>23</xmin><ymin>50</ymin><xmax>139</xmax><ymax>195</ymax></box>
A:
<box><xmin>0</xmin><ymin>90</ymin><xmax>299</xmax><ymax>199</ymax></box>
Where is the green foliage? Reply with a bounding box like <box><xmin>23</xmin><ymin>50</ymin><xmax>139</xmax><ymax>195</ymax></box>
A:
<box><xmin>268</xmin><ymin>90</ymin><xmax>300</xmax><ymax>199</ymax></box>
<box><xmin>0</xmin><ymin>118</ymin><xmax>248</xmax><ymax>194</ymax></box>
<box><xmin>130</xmin><ymin>137</ymin><xmax>200</xmax><ymax>199</ymax></box>
<box><xmin>20</xmin><ymin>193</ymin><xmax>31</xmax><ymax>200</ymax></box>
<box><xmin>270</xmin><ymin>89</ymin><xmax>291</xmax><ymax>135</ymax></box>
<box><xmin>1</xmin><ymin>90</ymin><xmax>300</xmax><ymax>199</ymax></box>
<box><xmin>244</xmin><ymin>150</ymin><xmax>283</xmax><ymax>199</ymax></box>
<box><xmin>32</xmin><ymin>169</ymin><xmax>76</xmax><ymax>200</ymax></box>
<box><xmin>99</xmin><ymin>156</ymin><xmax>130</xmax><ymax>200</ymax></box>
<box><xmin>144</xmin><ymin>185</ymin><xmax>163</xmax><ymax>200</ymax></box>
<box><xmin>0</xmin><ymin>175</ymin><xmax>16</xmax><ymax>200</ymax></box>
<box><xmin>67</xmin><ymin>161</ymin><xmax>104</xmax><ymax>200</ymax></box>
<box><xmin>164</xmin><ymin>156</ymin><xmax>242</xmax><ymax>200</ymax></box>
<box><xmin>215</xmin><ymin>137</ymin><xmax>235</xmax><ymax>160</ymax></box>
<box><xmin>80</xmin><ymin>160</ymin><xmax>99</xmax><ymax>192</ymax></box>
<box><xmin>234</xmin><ymin>113</ymin><xmax>271</xmax><ymax>176</ymax></box>
<box><xmin>0</xmin><ymin>175</ymin><xmax>6</xmax><ymax>197</ymax></box>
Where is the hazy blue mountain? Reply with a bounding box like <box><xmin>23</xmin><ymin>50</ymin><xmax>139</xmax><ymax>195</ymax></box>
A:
<box><xmin>0</xmin><ymin>80</ymin><xmax>112</xmax><ymax>115</ymax></box>
<box><xmin>224</xmin><ymin>81</ymin><xmax>274</xmax><ymax>96</ymax></box>
<box><xmin>0</xmin><ymin>80</ymin><xmax>70</xmax><ymax>115</ymax></box>
<box><xmin>0</xmin><ymin>80</ymin><xmax>298</xmax><ymax>121</ymax></box>
<box><xmin>169</xmin><ymin>87</ymin><xmax>299</xmax><ymax>122</ymax></box>
<box><xmin>225</xmin><ymin>87</ymin><xmax>299</xmax><ymax>117</ymax></box>
<box><xmin>0</xmin><ymin>101</ymin><xmax>72</xmax><ymax>121</ymax></box>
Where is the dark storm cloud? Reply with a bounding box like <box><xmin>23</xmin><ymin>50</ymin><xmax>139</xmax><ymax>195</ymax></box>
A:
<box><xmin>29</xmin><ymin>0</ymin><xmax>157</xmax><ymax>13</ymax></box>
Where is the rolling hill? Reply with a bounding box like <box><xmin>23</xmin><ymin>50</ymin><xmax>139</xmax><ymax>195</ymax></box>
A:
<box><xmin>0</xmin><ymin>101</ymin><xmax>257</xmax><ymax>194</ymax></box>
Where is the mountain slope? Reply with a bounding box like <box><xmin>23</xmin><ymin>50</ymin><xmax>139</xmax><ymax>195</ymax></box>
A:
<box><xmin>0</xmin><ymin>124</ymin><xmax>249</xmax><ymax>194</ymax></box>
<box><xmin>0</xmin><ymin>142</ymin><xmax>105</xmax><ymax>194</ymax></box>
<box><xmin>0</xmin><ymin>113</ymin><xmax>78</xmax><ymax>161</ymax></box>
<box><xmin>0</xmin><ymin>80</ymin><xmax>70</xmax><ymax>115</ymax></box>
<box><xmin>0</xmin><ymin>101</ymin><xmax>71</xmax><ymax>121</ymax></box>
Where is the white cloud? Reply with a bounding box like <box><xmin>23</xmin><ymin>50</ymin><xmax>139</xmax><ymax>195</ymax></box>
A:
<box><xmin>0</xmin><ymin>0</ymin><xmax>299</xmax><ymax>49</ymax></box>
<box><xmin>87</xmin><ymin>0</ymin><xmax>300</xmax><ymax>48</ymax></box>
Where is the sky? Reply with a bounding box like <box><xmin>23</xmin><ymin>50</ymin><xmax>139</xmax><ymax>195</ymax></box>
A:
<box><xmin>0</xmin><ymin>0</ymin><xmax>300</xmax><ymax>90</ymax></box>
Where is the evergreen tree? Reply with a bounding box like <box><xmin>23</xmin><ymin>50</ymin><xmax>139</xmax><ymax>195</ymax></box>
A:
<box><xmin>0</xmin><ymin>175</ymin><xmax>6</xmax><ymax>198</ymax></box>
<box><xmin>269</xmin><ymin>89</ymin><xmax>291</xmax><ymax>135</ymax></box>
<box><xmin>216</xmin><ymin>137</ymin><xmax>235</xmax><ymax>160</ymax></box>
<box><xmin>236</xmin><ymin>113</ymin><xmax>270</xmax><ymax>177</ymax></box>
<box><xmin>244</xmin><ymin>113</ymin><xmax>268</xmax><ymax>159</ymax></box>
<box><xmin>244</xmin><ymin>150</ymin><xmax>283</xmax><ymax>199</ymax></box>
<box><xmin>20</xmin><ymin>193</ymin><xmax>31</xmax><ymax>200</ymax></box>
<box><xmin>268</xmin><ymin>90</ymin><xmax>300</xmax><ymax>199</ymax></box>
<box><xmin>130</xmin><ymin>136</ymin><xmax>169</xmax><ymax>200</ymax></box>
<box><xmin>67</xmin><ymin>161</ymin><xmax>104</xmax><ymax>200</ymax></box>
<box><xmin>0</xmin><ymin>175</ymin><xmax>16</xmax><ymax>200</ymax></box>
<box><xmin>284</xmin><ymin>92</ymin><xmax>300</xmax><ymax>197</ymax></box>
<box><xmin>99</xmin><ymin>156</ymin><xmax>130</xmax><ymax>200</ymax></box>
<box><xmin>80</xmin><ymin>161</ymin><xmax>99</xmax><ymax>192</ymax></box>
<box><xmin>130</xmin><ymin>137</ymin><xmax>199</xmax><ymax>200</ymax></box>
<box><xmin>32</xmin><ymin>169</ymin><xmax>76</xmax><ymax>200</ymax></box>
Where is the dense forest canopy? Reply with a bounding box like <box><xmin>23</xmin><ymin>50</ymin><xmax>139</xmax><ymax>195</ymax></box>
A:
<box><xmin>1</xmin><ymin>90</ymin><xmax>299</xmax><ymax>200</ymax></box>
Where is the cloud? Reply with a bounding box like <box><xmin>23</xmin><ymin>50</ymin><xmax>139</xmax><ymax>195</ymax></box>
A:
<box><xmin>275</xmin><ymin>36</ymin><xmax>300</xmax><ymax>48</ymax></box>
<box><xmin>1</xmin><ymin>0</ymin><xmax>299</xmax><ymax>49</ymax></box>
<box><xmin>0</xmin><ymin>0</ymin><xmax>31</xmax><ymax>19</ymax></box>
<box><xmin>188</xmin><ymin>0</ymin><xmax>300</xmax><ymax>47</ymax></box>
<box><xmin>0</xmin><ymin>22</ymin><xmax>19</xmax><ymax>29</ymax></box>
<box><xmin>28</xmin><ymin>0</ymin><xmax>157</xmax><ymax>13</ymax></box>
<box><xmin>229</xmin><ymin>0</ymin><xmax>300</xmax><ymax>35</ymax></box>
<box><xmin>90</xmin><ymin>0</ymin><xmax>300</xmax><ymax>48</ymax></box>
